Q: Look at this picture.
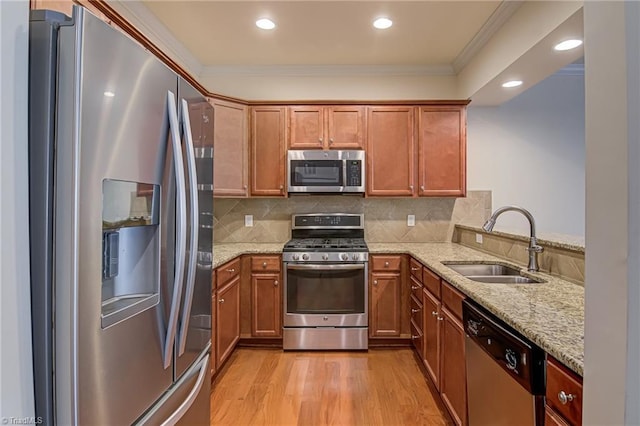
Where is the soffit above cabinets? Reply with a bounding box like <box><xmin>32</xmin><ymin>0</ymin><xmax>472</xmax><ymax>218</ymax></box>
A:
<box><xmin>141</xmin><ymin>1</ymin><xmax>502</xmax><ymax>69</ymax></box>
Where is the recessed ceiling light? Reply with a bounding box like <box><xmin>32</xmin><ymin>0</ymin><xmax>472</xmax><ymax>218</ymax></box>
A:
<box><xmin>373</xmin><ymin>17</ymin><xmax>392</xmax><ymax>29</ymax></box>
<box><xmin>502</xmin><ymin>80</ymin><xmax>523</xmax><ymax>88</ymax></box>
<box><xmin>103</xmin><ymin>91</ymin><xmax>115</xmax><ymax>97</ymax></box>
<box><xmin>256</xmin><ymin>18</ymin><xmax>276</xmax><ymax>30</ymax></box>
<box><xmin>554</xmin><ymin>39</ymin><xmax>583</xmax><ymax>51</ymax></box>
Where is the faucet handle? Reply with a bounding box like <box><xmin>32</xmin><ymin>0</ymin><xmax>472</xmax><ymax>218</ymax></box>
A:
<box><xmin>527</xmin><ymin>245</ymin><xmax>544</xmax><ymax>253</ymax></box>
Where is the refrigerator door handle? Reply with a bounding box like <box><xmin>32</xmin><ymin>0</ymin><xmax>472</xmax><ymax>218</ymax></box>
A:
<box><xmin>163</xmin><ymin>91</ymin><xmax>187</xmax><ymax>369</ymax></box>
<box><xmin>159</xmin><ymin>353</ymin><xmax>210</xmax><ymax>426</ymax></box>
<box><xmin>177</xmin><ymin>98</ymin><xmax>200</xmax><ymax>356</ymax></box>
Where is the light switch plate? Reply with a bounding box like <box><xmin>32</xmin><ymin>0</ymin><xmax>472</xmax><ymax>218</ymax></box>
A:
<box><xmin>407</xmin><ymin>215</ymin><xmax>415</xmax><ymax>227</ymax></box>
<box><xmin>245</xmin><ymin>215</ymin><xmax>254</xmax><ymax>227</ymax></box>
<box><xmin>476</xmin><ymin>233</ymin><xmax>483</xmax><ymax>244</ymax></box>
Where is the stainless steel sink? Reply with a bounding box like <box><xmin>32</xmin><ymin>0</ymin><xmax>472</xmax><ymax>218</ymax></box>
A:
<box><xmin>444</xmin><ymin>262</ymin><xmax>546</xmax><ymax>284</ymax></box>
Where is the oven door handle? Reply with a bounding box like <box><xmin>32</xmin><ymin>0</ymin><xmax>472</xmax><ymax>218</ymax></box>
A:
<box><xmin>286</xmin><ymin>264</ymin><xmax>365</xmax><ymax>271</ymax></box>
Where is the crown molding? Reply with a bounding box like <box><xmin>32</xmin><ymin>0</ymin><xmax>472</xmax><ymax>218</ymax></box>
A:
<box><xmin>452</xmin><ymin>1</ymin><xmax>524</xmax><ymax>74</ymax></box>
<box><xmin>107</xmin><ymin>1</ymin><xmax>203</xmax><ymax>76</ymax></box>
<box><xmin>200</xmin><ymin>64</ymin><xmax>455</xmax><ymax>78</ymax></box>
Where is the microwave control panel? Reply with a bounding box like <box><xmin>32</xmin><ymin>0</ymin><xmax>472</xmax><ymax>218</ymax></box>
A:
<box><xmin>346</xmin><ymin>160</ymin><xmax>362</xmax><ymax>187</ymax></box>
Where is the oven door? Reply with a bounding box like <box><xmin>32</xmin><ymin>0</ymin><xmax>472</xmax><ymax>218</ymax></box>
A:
<box><xmin>288</xmin><ymin>158</ymin><xmax>345</xmax><ymax>192</ymax></box>
<box><xmin>283</xmin><ymin>262</ymin><xmax>368</xmax><ymax>327</ymax></box>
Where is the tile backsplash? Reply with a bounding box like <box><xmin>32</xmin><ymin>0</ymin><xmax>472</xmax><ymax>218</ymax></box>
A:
<box><xmin>213</xmin><ymin>191</ymin><xmax>491</xmax><ymax>243</ymax></box>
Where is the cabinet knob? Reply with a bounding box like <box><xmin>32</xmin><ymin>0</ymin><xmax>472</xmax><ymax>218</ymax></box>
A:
<box><xmin>411</xmin><ymin>267</ymin><xmax>419</xmax><ymax>271</ymax></box>
<box><xmin>420</xmin><ymin>185</ymin><xmax>425</xmax><ymax>191</ymax></box>
<box><xmin>262</xmin><ymin>262</ymin><xmax>267</xmax><ymax>268</ymax></box>
<box><xmin>411</xmin><ymin>308</ymin><xmax>420</xmax><ymax>313</ymax></box>
<box><xmin>437</xmin><ymin>316</ymin><xmax>444</xmax><ymax>321</ymax></box>
<box><xmin>219</xmin><ymin>298</ymin><xmax>225</xmax><ymax>304</ymax></box>
<box><xmin>409</xmin><ymin>185</ymin><xmax>414</xmax><ymax>191</ymax></box>
<box><xmin>274</xmin><ymin>280</ymin><xmax>279</xmax><ymax>286</ymax></box>
<box><xmin>373</xmin><ymin>280</ymin><xmax>378</xmax><ymax>285</ymax></box>
<box><xmin>226</xmin><ymin>268</ymin><xmax>235</xmax><ymax>273</ymax></box>
<box><xmin>329</xmin><ymin>138</ymin><xmax>334</xmax><ymax>143</ymax></box>
<box><xmin>411</xmin><ymin>285</ymin><xmax>420</xmax><ymax>290</ymax></box>
<box><xmin>319</xmin><ymin>138</ymin><xmax>323</xmax><ymax>143</ymax></box>
<box><xmin>384</xmin><ymin>261</ymin><xmax>389</xmax><ymax>267</ymax></box>
<box><xmin>279</xmin><ymin>185</ymin><xmax>284</xmax><ymax>191</ymax></box>
<box><xmin>558</xmin><ymin>391</ymin><xmax>575</xmax><ymax>405</ymax></box>
<box><xmin>411</xmin><ymin>335</ymin><xmax>420</xmax><ymax>340</ymax></box>
<box><xmin>244</xmin><ymin>185</ymin><xmax>248</xmax><ymax>189</ymax></box>
<box><xmin>431</xmin><ymin>311</ymin><xmax>438</xmax><ymax>316</ymax></box>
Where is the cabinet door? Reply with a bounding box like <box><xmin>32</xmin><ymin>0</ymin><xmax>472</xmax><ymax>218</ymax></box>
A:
<box><xmin>370</xmin><ymin>272</ymin><xmax>401</xmax><ymax>337</ymax></box>
<box><xmin>288</xmin><ymin>106</ymin><xmax>325</xmax><ymax>149</ymax></box>
<box><xmin>423</xmin><ymin>288</ymin><xmax>441</xmax><ymax>390</ymax></box>
<box><xmin>251</xmin><ymin>106</ymin><xmax>286</xmax><ymax>196</ymax></box>
<box><xmin>418</xmin><ymin>106</ymin><xmax>466</xmax><ymax>197</ymax></box>
<box><xmin>210</xmin><ymin>288</ymin><xmax>217</xmax><ymax>377</ymax></box>
<box><xmin>367</xmin><ymin>107</ymin><xmax>416</xmax><ymax>196</ymax></box>
<box><xmin>213</xmin><ymin>99</ymin><xmax>248</xmax><ymax>197</ymax></box>
<box><xmin>327</xmin><ymin>106</ymin><xmax>365</xmax><ymax>149</ymax></box>
<box><xmin>216</xmin><ymin>276</ymin><xmax>240</xmax><ymax>369</ymax></box>
<box><xmin>440</xmin><ymin>306</ymin><xmax>467</xmax><ymax>426</ymax></box>
<box><xmin>251</xmin><ymin>272</ymin><xmax>282</xmax><ymax>337</ymax></box>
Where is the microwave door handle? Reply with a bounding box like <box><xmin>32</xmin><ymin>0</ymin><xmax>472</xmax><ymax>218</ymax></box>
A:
<box><xmin>177</xmin><ymin>98</ymin><xmax>200</xmax><ymax>357</ymax></box>
<box><xmin>286</xmin><ymin>264</ymin><xmax>365</xmax><ymax>271</ymax></box>
<box><xmin>163</xmin><ymin>91</ymin><xmax>187</xmax><ymax>369</ymax></box>
<box><xmin>343</xmin><ymin>159</ymin><xmax>348</xmax><ymax>188</ymax></box>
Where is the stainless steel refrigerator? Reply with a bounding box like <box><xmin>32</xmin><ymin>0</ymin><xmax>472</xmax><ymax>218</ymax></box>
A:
<box><xmin>28</xmin><ymin>6</ymin><xmax>213</xmax><ymax>425</ymax></box>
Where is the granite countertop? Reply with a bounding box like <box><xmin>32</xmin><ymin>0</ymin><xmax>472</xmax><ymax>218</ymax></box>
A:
<box><xmin>368</xmin><ymin>242</ymin><xmax>584</xmax><ymax>376</ymax></box>
<box><xmin>212</xmin><ymin>241</ymin><xmax>584</xmax><ymax>376</ymax></box>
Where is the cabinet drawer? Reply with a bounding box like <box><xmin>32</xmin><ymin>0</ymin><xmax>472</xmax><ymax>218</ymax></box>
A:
<box><xmin>251</xmin><ymin>255</ymin><xmax>281</xmax><ymax>272</ymax></box>
<box><xmin>371</xmin><ymin>255</ymin><xmax>402</xmax><ymax>272</ymax></box>
<box><xmin>545</xmin><ymin>405</ymin><xmax>570</xmax><ymax>426</ymax></box>
<box><xmin>216</xmin><ymin>257</ymin><xmax>240</xmax><ymax>289</ymax></box>
<box><xmin>409</xmin><ymin>258</ymin><xmax>423</xmax><ymax>280</ymax></box>
<box><xmin>410</xmin><ymin>318</ymin><xmax>423</xmax><ymax>353</ymax></box>
<box><xmin>441</xmin><ymin>281</ymin><xmax>465</xmax><ymax>321</ymax></box>
<box><xmin>410</xmin><ymin>275</ymin><xmax>423</xmax><ymax>300</ymax></box>
<box><xmin>410</xmin><ymin>294</ymin><xmax>423</xmax><ymax>330</ymax></box>
<box><xmin>422</xmin><ymin>267</ymin><xmax>441</xmax><ymax>299</ymax></box>
<box><xmin>546</xmin><ymin>357</ymin><xmax>583</xmax><ymax>426</ymax></box>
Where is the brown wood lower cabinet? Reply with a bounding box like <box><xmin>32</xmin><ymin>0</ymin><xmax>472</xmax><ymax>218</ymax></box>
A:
<box><xmin>546</xmin><ymin>356</ymin><xmax>583</xmax><ymax>426</ymax></box>
<box><xmin>422</xmin><ymin>286</ymin><xmax>441</xmax><ymax>391</ymax></box>
<box><xmin>216</xmin><ymin>275</ymin><xmax>240</xmax><ymax>369</ymax></box>
<box><xmin>370</xmin><ymin>273</ymin><xmax>401</xmax><ymax>337</ymax></box>
<box><xmin>250</xmin><ymin>255</ymin><xmax>282</xmax><ymax>337</ymax></box>
<box><xmin>440</xmin><ymin>306</ymin><xmax>467</xmax><ymax>426</ymax></box>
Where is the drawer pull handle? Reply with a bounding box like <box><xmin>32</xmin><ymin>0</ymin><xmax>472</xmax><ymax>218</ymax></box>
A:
<box><xmin>218</xmin><ymin>298</ymin><xmax>225</xmax><ymax>304</ymax></box>
<box><xmin>384</xmin><ymin>261</ymin><xmax>389</xmax><ymax>267</ymax></box>
<box><xmin>262</xmin><ymin>262</ymin><xmax>267</xmax><ymax>268</ymax></box>
<box><xmin>411</xmin><ymin>308</ymin><xmax>420</xmax><ymax>313</ymax></box>
<box><xmin>411</xmin><ymin>335</ymin><xmax>420</xmax><ymax>340</ymax></box>
<box><xmin>431</xmin><ymin>311</ymin><xmax>438</xmax><ymax>316</ymax></box>
<box><xmin>437</xmin><ymin>317</ymin><xmax>444</xmax><ymax>321</ymax></box>
<box><xmin>558</xmin><ymin>391</ymin><xmax>575</xmax><ymax>405</ymax></box>
<box><xmin>411</xmin><ymin>285</ymin><xmax>420</xmax><ymax>290</ymax></box>
<box><xmin>411</xmin><ymin>267</ymin><xmax>419</xmax><ymax>271</ymax></box>
<box><xmin>226</xmin><ymin>268</ymin><xmax>235</xmax><ymax>273</ymax></box>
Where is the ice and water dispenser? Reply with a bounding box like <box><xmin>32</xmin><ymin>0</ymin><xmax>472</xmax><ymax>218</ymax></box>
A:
<box><xmin>101</xmin><ymin>179</ymin><xmax>160</xmax><ymax>328</ymax></box>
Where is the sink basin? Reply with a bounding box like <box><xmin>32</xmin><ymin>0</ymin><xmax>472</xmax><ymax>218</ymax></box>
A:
<box><xmin>443</xmin><ymin>262</ymin><xmax>546</xmax><ymax>284</ymax></box>
<box><xmin>446</xmin><ymin>263</ymin><xmax>521</xmax><ymax>276</ymax></box>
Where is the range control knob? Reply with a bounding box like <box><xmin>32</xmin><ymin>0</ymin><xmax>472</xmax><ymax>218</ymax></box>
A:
<box><xmin>352</xmin><ymin>253</ymin><xmax>359</xmax><ymax>260</ymax></box>
<box><xmin>340</xmin><ymin>253</ymin><xmax>349</xmax><ymax>261</ymax></box>
<box><xmin>302</xmin><ymin>253</ymin><xmax>310</xmax><ymax>261</ymax></box>
<box><xmin>293</xmin><ymin>253</ymin><xmax>300</xmax><ymax>261</ymax></box>
<box><xmin>322</xmin><ymin>254</ymin><xmax>329</xmax><ymax>261</ymax></box>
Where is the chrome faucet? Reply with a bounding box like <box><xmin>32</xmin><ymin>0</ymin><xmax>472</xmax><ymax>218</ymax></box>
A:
<box><xmin>482</xmin><ymin>206</ymin><xmax>544</xmax><ymax>272</ymax></box>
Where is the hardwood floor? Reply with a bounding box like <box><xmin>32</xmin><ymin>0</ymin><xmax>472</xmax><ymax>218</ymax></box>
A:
<box><xmin>210</xmin><ymin>348</ymin><xmax>453</xmax><ymax>426</ymax></box>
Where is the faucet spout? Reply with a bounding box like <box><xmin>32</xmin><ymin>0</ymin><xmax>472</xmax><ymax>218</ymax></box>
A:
<box><xmin>482</xmin><ymin>205</ymin><xmax>543</xmax><ymax>272</ymax></box>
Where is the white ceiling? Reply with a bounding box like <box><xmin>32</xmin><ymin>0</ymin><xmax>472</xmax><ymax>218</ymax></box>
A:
<box><xmin>142</xmin><ymin>1</ymin><xmax>503</xmax><ymax>68</ymax></box>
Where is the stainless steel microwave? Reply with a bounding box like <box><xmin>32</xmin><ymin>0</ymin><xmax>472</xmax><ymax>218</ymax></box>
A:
<box><xmin>287</xmin><ymin>150</ymin><xmax>365</xmax><ymax>194</ymax></box>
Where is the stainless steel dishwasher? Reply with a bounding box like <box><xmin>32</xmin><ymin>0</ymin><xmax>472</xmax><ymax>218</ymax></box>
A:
<box><xmin>463</xmin><ymin>300</ymin><xmax>546</xmax><ymax>426</ymax></box>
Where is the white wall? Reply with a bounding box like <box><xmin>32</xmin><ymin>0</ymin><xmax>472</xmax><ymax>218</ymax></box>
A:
<box><xmin>467</xmin><ymin>73</ymin><xmax>585</xmax><ymax>237</ymax></box>
<box><xmin>583</xmin><ymin>1</ymin><xmax>639</xmax><ymax>424</ymax></box>
<box><xmin>0</xmin><ymin>0</ymin><xmax>35</xmax><ymax>421</ymax></box>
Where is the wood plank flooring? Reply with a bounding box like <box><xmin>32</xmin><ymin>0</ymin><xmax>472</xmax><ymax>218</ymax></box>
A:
<box><xmin>210</xmin><ymin>348</ymin><xmax>453</xmax><ymax>426</ymax></box>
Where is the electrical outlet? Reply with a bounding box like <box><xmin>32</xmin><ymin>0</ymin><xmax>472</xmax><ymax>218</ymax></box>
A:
<box><xmin>245</xmin><ymin>215</ymin><xmax>254</xmax><ymax>227</ymax></box>
<box><xmin>407</xmin><ymin>215</ymin><xmax>415</xmax><ymax>227</ymax></box>
<box><xmin>475</xmin><ymin>233</ymin><xmax>483</xmax><ymax>244</ymax></box>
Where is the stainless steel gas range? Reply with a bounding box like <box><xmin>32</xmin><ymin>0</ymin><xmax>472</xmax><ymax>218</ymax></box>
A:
<box><xmin>282</xmin><ymin>213</ymin><xmax>369</xmax><ymax>350</ymax></box>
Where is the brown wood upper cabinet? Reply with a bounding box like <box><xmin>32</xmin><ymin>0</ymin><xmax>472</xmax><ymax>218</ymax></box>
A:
<box><xmin>212</xmin><ymin>98</ymin><xmax>248</xmax><ymax>197</ymax></box>
<box><xmin>250</xmin><ymin>106</ymin><xmax>286</xmax><ymax>196</ymax></box>
<box><xmin>418</xmin><ymin>106</ymin><xmax>466</xmax><ymax>197</ymax></box>
<box><xmin>288</xmin><ymin>106</ymin><xmax>365</xmax><ymax>150</ymax></box>
<box><xmin>366</xmin><ymin>106</ymin><xmax>416</xmax><ymax>196</ymax></box>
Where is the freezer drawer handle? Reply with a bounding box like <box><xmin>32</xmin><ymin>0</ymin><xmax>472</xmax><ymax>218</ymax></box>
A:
<box><xmin>163</xmin><ymin>91</ymin><xmax>188</xmax><ymax>370</ymax></box>
<box><xmin>160</xmin><ymin>354</ymin><xmax>210</xmax><ymax>426</ymax></box>
<box><xmin>177</xmin><ymin>98</ymin><xmax>200</xmax><ymax>357</ymax></box>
